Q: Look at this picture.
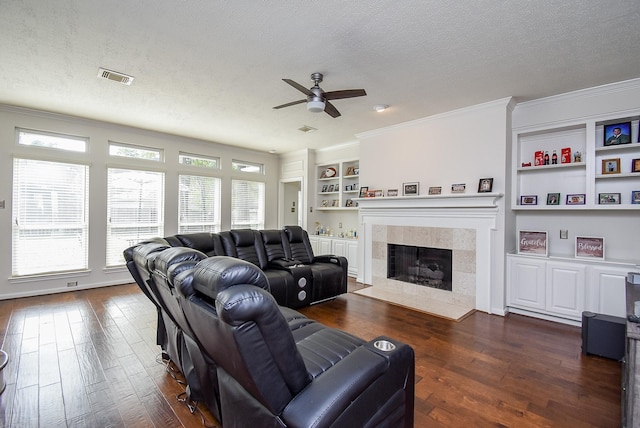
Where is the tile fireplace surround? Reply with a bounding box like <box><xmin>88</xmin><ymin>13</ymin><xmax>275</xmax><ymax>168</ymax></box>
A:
<box><xmin>356</xmin><ymin>194</ymin><xmax>503</xmax><ymax>319</ymax></box>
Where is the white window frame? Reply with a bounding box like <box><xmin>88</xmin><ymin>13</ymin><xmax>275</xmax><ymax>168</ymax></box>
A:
<box><xmin>109</xmin><ymin>141</ymin><xmax>163</xmax><ymax>162</ymax></box>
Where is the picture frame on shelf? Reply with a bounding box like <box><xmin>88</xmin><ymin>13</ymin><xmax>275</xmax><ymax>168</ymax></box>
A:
<box><xmin>345</xmin><ymin>185</ymin><xmax>352</xmax><ymax>191</ymax></box>
<box><xmin>603</xmin><ymin>122</ymin><xmax>631</xmax><ymax>146</ymax></box>
<box><xmin>632</xmin><ymin>159</ymin><xmax>640</xmax><ymax>173</ymax></box>
<box><xmin>546</xmin><ymin>193</ymin><xmax>560</xmax><ymax>205</ymax></box>
<box><xmin>520</xmin><ymin>195</ymin><xmax>538</xmax><ymax>205</ymax></box>
<box><xmin>331</xmin><ymin>199</ymin><xmax>339</xmax><ymax>207</ymax></box>
<box><xmin>632</xmin><ymin>191</ymin><xmax>640</xmax><ymax>204</ymax></box>
<box><xmin>451</xmin><ymin>183</ymin><xmax>466</xmax><ymax>193</ymax></box>
<box><xmin>602</xmin><ymin>158</ymin><xmax>621</xmax><ymax>174</ymax></box>
<box><xmin>428</xmin><ymin>186</ymin><xmax>442</xmax><ymax>195</ymax></box>
<box><xmin>321</xmin><ymin>184</ymin><xmax>328</xmax><ymax>192</ymax></box>
<box><xmin>599</xmin><ymin>192</ymin><xmax>621</xmax><ymax>204</ymax></box>
<box><xmin>575</xmin><ymin>236</ymin><xmax>605</xmax><ymax>260</ymax></box>
<box><xmin>321</xmin><ymin>199</ymin><xmax>329</xmax><ymax>207</ymax></box>
<box><xmin>478</xmin><ymin>178</ymin><xmax>493</xmax><ymax>193</ymax></box>
<box><xmin>327</xmin><ymin>184</ymin><xmax>334</xmax><ymax>192</ymax></box>
<box><xmin>403</xmin><ymin>182</ymin><xmax>419</xmax><ymax>196</ymax></box>
<box><xmin>345</xmin><ymin>166</ymin><xmax>356</xmax><ymax>176</ymax></box>
<box><xmin>358</xmin><ymin>186</ymin><xmax>368</xmax><ymax>198</ymax></box>
<box><xmin>345</xmin><ymin>199</ymin><xmax>354</xmax><ymax>207</ymax></box>
<box><xmin>374</xmin><ymin>189</ymin><xmax>384</xmax><ymax>197</ymax></box>
<box><xmin>517</xmin><ymin>230</ymin><xmax>548</xmax><ymax>256</ymax></box>
<box><xmin>566</xmin><ymin>194</ymin><xmax>586</xmax><ymax>205</ymax></box>
<box><xmin>365</xmin><ymin>190</ymin><xmax>377</xmax><ymax>198</ymax></box>
<box><xmin>387</xmin><ymin>189</ymin><xmax>398</xmax><ymax>197</ymax></box>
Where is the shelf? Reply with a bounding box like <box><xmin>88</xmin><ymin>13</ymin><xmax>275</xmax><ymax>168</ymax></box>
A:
<box><xmin>517</xmin><ymin>162</ymin><xmax>584</xmax><ymax>172</ymax></box>
<box><xmin>342</xmin><ymin>175</ymin><xmax>359</xmax><ymax>179</ymax></box>
<box><xmin>316</xmin><ymin>159</ymin><xmax>359</xmax><ymax>213</ymax></box>
<box><xmin>595</xmin><ymin>142</ymin><xmax>640</xmax><ymax>153</ymax></box>
<box><xmin>596</xmin><ymin>172</ymin><xmax>640</xmax><ymax>180</ymax></box>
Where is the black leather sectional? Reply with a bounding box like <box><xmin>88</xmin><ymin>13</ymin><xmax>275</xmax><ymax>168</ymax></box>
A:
<box><xmin>124</xmin><ymin>227</ymin><xmax>415</xmax><ymax>427</ymax></box>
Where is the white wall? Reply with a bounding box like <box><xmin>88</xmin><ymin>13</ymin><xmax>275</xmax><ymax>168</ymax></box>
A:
<box><xmin>356</xmin><ymin>98</ymin><xmax>514</xmax><ymax>314</ymax></box>
<box><xmin>0</xmin><ymin>105</ymin><xmax>279</xmax><ymax>299</ymax></box>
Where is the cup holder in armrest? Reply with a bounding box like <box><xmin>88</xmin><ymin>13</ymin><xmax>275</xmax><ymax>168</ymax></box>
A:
<box><xmin>374</xmin><ymin>340</ymin><xmax>396</xmax><ymax>352</ymax></box>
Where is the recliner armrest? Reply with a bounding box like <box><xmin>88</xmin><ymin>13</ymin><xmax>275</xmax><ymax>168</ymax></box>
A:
<box><xmin>282</xmin><ymin>337</ymin><xmax>414</xmax><ymax>428</ymax></box>
<box><xmin>313</xmin><ymin>254</ymin><xmax>346</xmax><ymax>265</ymax></box>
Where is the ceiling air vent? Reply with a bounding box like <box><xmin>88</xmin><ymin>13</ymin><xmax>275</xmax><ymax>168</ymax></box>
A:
<box><xmin>297</xmin><ymin>125</ymin><xmax>317</xmax><ymax>133</ymax></box>
<box><xmin>97</xmin><ymin>68</ymin><xmax>134</xmax><ymax>85</ymax></box>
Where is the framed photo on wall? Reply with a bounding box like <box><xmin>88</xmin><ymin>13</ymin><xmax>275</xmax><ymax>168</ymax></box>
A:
<box><xmin>478</xmin><ymin>178</ymin><xmax>493</xmax><ymax>193</ymax></box>
<box><xmin>598</xmin><ymin>193</ymin><xmax>621</xmax><ymax>204</ymax></box>
<box><xmin>403</xmin><ymin>182</ymin><xmax>419</xmax><ymax>196</ymax></box>
<box><xmin>575</xmin><ymin>236</ymin><xmax>605</xmax><ymax>260</ymax></box>
<box><xmin>632</xmin><ymin>159</ymin><xmax>640</xmax><ymax>173</ymax></box>
<box><xmin>632</xmin><ymin>190</ymin><xmax>640</xmax><ymax>204</ymax></box>
<box><xmin>520</xmin><ymin>195</ymin><xmax>537</xmax><ymax>205</ymax></box>
<box><xmin>428</xmin><ymin>186</ymin><xmax>442</xmax><ymax>195</ymax></box>
<box><xmin>517</xmin><ymin>230</ymin><xmax>548</xmax><ymax>256</ymax></box>
<box><xmin>602</xmin><ymin>158</ymin><xmax>621</xmax><ymax>174</ymax></box>
<box><xmin>546</xmin><ymin>193</ymin><xmax>560</xmax><ymax>205</ymax></box>
<box><xmin>566</xmin><ymin>194</ymin><xmax>586</xmax><ymax>205</ymax></box>
<box><xmin>603</xmin><ymin>122</ymin><xmax>631</xmax><ymax>146</ymax></box>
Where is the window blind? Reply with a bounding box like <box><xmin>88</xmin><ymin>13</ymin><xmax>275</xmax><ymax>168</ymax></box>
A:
<box><xmin>231</xmin><ymin>179</ymin><xmax>265</xmax><ymax>230</ymax></box>
<box><xmin>12</xmin><ymin>158</ymin><xmax>89</xmax><ymax>276</ymax></box>
<box><xmin>178</xmin><ymin>174</ymin><xmax>221</xmax><ymax>233</ymax></box>
<box><xmin>106</xmin><ymin>168</ymin><xmax>164</xmax><ymax>266</ymax></box>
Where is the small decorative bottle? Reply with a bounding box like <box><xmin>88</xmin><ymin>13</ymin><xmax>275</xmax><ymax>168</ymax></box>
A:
<box><xmin>544</xmin><ymin>151</ymin><xmax>550</xmax><ymax>165</ymax></box>
<box><xmin>551</xmin><ymin>150</ymin><xmax>558</xmax><ymax>164</ymax></box>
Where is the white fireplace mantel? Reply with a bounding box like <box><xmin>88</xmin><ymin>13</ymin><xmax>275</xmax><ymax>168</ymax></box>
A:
<box><xmin>355</xmin><ymin>193</ymin><xmax>503</xmax><ymax>210</ymax></box>
<box><xmin>356</xmin><ymin>193</ymin><xmax>504</xmax><ymax>315</ymax></box>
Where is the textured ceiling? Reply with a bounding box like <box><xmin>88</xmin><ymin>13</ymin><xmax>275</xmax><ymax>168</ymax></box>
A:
<box><xmin>1</xmin><ymin>1</ymin><xmax>639</xmax><ymax>153</ymax></box>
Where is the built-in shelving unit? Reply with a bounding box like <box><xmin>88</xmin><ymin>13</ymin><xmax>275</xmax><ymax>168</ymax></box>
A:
<box><xmin>512</xmin><ymin>117</ymin><xmax>640</xmax><ymax>209</ymax></box>
<box><xmin>316</xmin><ymin>160</ymin><xmax>359</xmax><ymax>210</ymax></box>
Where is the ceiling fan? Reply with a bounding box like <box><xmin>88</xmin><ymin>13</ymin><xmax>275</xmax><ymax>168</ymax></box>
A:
<box><xmin>273</xmin><ymin>72</ymin><xmax>366</xmax><ymax>118</ymax></box>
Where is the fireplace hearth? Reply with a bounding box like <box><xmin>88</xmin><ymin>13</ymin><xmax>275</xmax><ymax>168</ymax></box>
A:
<box><xmin>387</xmin><ymin>244</ymin><xmax>452</xmax><ymax>291</ymax></box>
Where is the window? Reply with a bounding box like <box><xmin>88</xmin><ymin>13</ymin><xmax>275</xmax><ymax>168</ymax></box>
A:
<box><xmin>12</xmin><ymin>158</ymin><xmax>89</xmax><ymax>276</ymax></box>
<box><xmin>231</xmin><ymin>179</ymin><xmax>265</xmax><ymax>230</ymax></box>
<box><xmin>232</xmin><ymin>160</ymin><xmax>264</xmax><ymax>174</ymax></box>
<box><xmin>18</xmin><ymin>129</ymin><xmax>87</xmax><ymax>152</ymax></box>
<box><xmin>109</xmin><ymin>141</ymin><xmax>162</xmax><ymax>161</ymax></box>
<box><xmin>179</xmin><ymin>174</ymin><xmax>221</xmax><ymax>233</ymax></box>
<box><xmin>179</xmin><ymin>152</ymin><xmax>219</xmax><ymax>169</ymax></box>
<box><xmin>106</xmin><ymin>168</ymin><xmax>164</xmax><ymax>266</ymax></box>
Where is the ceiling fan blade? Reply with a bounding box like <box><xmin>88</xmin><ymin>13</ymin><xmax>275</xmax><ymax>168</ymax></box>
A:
<box><xmin>324</xmin><ymin>89</ymin><xmax>367</xmax><ymax>100</ymax></box>
<box><xmin>273</xmin><ymin>99</ymin><xmax>306</xmax><ymax>109</ymax></box>
<box><xmin>324</xmin><ymin>101</ymin><xmax>341</xmax><ymax>118</ymax></box>
<box><xmin>283</xmin><ymin>79</ymin><xmax>313</xmax><ymax>96</ymax></box>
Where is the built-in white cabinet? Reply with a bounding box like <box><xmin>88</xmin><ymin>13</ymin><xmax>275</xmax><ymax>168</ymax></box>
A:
<box><xmin>309</xmin><ymin>236</ymin><xmax>358</xmax><ymax>277</ymax></box>
<box><xmin>507</xmin><ymin>254</ymin><xmax>631</xmax><ymax>324</ymax></box>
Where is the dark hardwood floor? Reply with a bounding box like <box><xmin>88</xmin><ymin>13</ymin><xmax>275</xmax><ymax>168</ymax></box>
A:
<box><xmin>0</xmin><ymin>279</ymin><xmax>621</xmax><ymax>427</ymax></box>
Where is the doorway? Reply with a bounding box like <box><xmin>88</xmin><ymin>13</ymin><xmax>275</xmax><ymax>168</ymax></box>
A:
<box><xmin>279</xmin><ymin>179</ymin><xmax>302</xmax><ymax>228</ymax></box>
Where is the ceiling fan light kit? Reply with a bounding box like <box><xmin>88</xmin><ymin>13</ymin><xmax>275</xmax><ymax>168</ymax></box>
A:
<box><xmin>274</xmin><ymin>72</ymin><xmax>366</xmax><ymax>118</ymax></box>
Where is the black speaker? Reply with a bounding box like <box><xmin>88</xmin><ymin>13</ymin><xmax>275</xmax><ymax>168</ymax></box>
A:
<box><xmin>581</xmin><ymin>311</ymin><xmax>625</xmax><ymax>361</ymax></box>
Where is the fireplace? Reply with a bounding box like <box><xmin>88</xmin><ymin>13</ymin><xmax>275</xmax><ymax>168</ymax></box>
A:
<box><xmin>387</xmin><ymin>244</ymin><xmax>452</xmax><ymax>291</ymax></box>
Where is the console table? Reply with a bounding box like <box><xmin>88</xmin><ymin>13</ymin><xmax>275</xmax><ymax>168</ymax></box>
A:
<box><xmin>624</xmin><ymin>280</ymin><xmax>640</xmax><ymax>427</ymax></box>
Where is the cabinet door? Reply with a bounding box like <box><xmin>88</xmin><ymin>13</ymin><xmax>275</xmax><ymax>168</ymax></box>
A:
<box><xmin>332</xmin><ymin>240</ymin><xmax>347</xmax><ymax>257</ymax></box>
<box><xmin>546</xmin><ymin>262</ymin><xmax>585</xmax><ymax>319</ymax></box>
<box><xmin>507</xmin><ymin>256</ymin><xmax>546</xmax><ymax>310</ymax></box>
<box><xmin>587</xmin><ymin>265</ymin><xmax>628</xmax><ymax>317</ymax></box>
<box><xmin>318</xmin><ymin>238</ymin><xmax>332</xmax><ymax>255</ymax></box>
<box><xmin>346</xmin><ymin>240</ymin><xmax>358</xmax><ymax>277</ymax></box>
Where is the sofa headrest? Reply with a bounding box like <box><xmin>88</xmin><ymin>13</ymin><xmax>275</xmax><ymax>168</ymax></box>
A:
<box><xmin>284</xmin><ymin>225</ymin><xmax>305</xmax><ymax>243</ymax></box>
<box><xmin>174</xmin><ymin>267</ymin><xmax>197</xmax><ymax>298</ymax></box>
<box><xmin>176</xmin><ymin>233</ymin><xmax>221</xmax><ymax>256</ymax></box>
<box><xmin>132</xmin><ymin>242</ymin><xmax>170</xmax><ymax>270</ymax></box>
<box><xmin>154</xmin><ymin>247</ymin><xmax>207</xmax><ymax>275</ymax></box>
<box><xmin>260</xmin><ymin>229</ymin><xmax>283</xmax><ymax>245</ymax></box>
<box><xmin>193</xmin><ymin>256</ymin><xmax>269</xmax><ymax>300</ymax></box>
<box><xmin>167</xmin><ymin>260</ymin><xmax>200</xmax><ymax>285</ymax></box>
<box><xmin>230</xmin><ymin>229</ymin><xmax>256</xmax><ymax>247</ymax></box>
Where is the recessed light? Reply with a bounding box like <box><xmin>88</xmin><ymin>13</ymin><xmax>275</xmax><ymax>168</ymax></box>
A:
<box><xmin>268</xmin><ymin>149</ymin><xmax>277</xmax><ymax>154</ymax></box>
<box><xmin>373</xmin><ymin>104</ymin><xmax>389</xmax><ymax>112</ymax></box>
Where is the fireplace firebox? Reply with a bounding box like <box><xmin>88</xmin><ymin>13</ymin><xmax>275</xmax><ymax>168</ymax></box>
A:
<box><xmin>387</xmin><ymin>244</ymin><xmax>452</xmax><ymax>291</ymax></box>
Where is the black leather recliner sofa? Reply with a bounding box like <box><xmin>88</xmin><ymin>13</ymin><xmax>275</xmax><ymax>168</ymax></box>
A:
<box><xmin>171</xmin><ymin>254</ymin><xmax>415</xmax><ymax>427</ymax></box>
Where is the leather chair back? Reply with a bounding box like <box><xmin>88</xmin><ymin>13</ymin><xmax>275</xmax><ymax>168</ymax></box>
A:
<box><xmin>259</xmin><ymin>229</ymin><xmax>289</xmax><ymax>263</ymax></box>
<box><xmin>175</xmin><ymin>232</ymin><xmax>224</xmax><ymax>256</ymax></box>
<box><xmin>219</xmin><ymin>229</ymin><xmax>268</xmax><ymax>269</ymax></box>
<box><xmin>282</xmin><ymin>225</ymin><xmax>314</xmax><ymax>264</ymax></box>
